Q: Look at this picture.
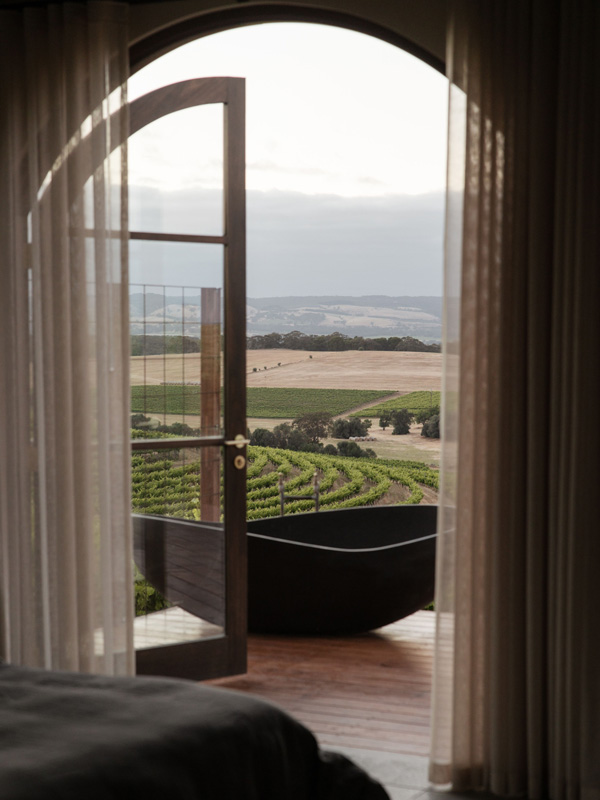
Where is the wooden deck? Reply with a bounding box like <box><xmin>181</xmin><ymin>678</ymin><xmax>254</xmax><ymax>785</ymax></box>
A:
<box><xmin>209</xmin><ymin>610</ymin><xmax>435</xmax><ymax>757</ymax></box>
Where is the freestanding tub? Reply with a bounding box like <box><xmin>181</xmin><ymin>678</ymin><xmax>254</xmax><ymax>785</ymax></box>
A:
<box><xmin>247</xmin><ymin>505</ymin><xmax>437</xmax><ymax>635</ymax></box>
<box><xmin>133</xmin><ymin>504</ymin><xmax>437</xmax><ymax>636</ymax></box>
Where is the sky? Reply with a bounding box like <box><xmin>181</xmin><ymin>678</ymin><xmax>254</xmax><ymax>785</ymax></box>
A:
<box><xmin>127</xmin><ymin>23</ymin><xmax>448</xmax><ymax>296</ymax></box>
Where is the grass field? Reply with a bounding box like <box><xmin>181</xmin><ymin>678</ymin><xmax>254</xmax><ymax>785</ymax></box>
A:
<box><xmin>131</xmin><ymin>385</ymin><xmax>393</xmax><ymax>419</ymax></box>
<box><xmin>352</xmin><ymin>390</ymin><xmax>441</xmax><ymax>417</ymax></box>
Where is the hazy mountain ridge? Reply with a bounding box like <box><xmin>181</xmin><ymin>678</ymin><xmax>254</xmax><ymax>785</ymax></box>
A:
<box><xmin>246</xmin><ymin>296</ymin><xmax>442</xmax><ymax>340</ymax></box>
<box><xmin>129</xmin><ymin>294</ymin><xmax>442</xmax><ymax>341</ymax></box>
<box><xmin>247</xmin><ymin>295</ymin><xmax>442</xmax><ymax>316</ymax></box>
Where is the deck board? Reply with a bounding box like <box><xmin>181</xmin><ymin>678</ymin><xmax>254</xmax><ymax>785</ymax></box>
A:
<box><xmin>209</xmin><ymin>610</ymin><xmax>435</xmax><ymax>756</ymax></box>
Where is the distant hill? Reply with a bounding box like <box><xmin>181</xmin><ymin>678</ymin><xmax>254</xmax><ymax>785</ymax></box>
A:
<box><xmin>247</xmin><ymin>296</ymin><xmax>442</xmax><ymax>341</ymax></box>
<box><xmin>129</xmin><ymin>294</ymin><xmax>442</xmax><ymax>342</ymax></box>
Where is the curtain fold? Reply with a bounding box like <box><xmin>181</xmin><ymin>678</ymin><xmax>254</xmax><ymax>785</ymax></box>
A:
<box><xmin>0</xmin><ymin>2</ymin><xmax>133</xmax><ymax>675</ymax></box>
<box><xmin>430</xmin><ymin>2</ymin><xmax>600</xmax><ymax>798</ymax></box>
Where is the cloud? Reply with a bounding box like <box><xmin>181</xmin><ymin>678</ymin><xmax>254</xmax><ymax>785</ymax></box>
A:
<box><xmin>129</xmin><ymin>186</ymin><xmax>444</xmax><ymax>297</ymax></box>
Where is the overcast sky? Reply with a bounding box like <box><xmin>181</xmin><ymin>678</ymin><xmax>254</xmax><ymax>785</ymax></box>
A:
<box><xmin>128</xmin><ymin>23</ymin><xmax>448</xmax><ymax>296</ymax></box>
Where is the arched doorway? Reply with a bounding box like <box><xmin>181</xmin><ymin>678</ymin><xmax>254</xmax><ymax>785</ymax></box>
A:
<box><xmin>128</xmin><ymin>10</ymin><xmax>446</xmax><ymax>780</ymax></box>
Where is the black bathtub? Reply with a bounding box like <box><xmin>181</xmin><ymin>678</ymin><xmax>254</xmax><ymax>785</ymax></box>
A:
<box><xmin>247</xmin><ymin>505</ymin><xmax>437</xmax><ymax>635</ymax></box>
<box><xmin>133</xmin><ymin>504</ymin><xmax>437</xmax><ymax>636</ymax></box>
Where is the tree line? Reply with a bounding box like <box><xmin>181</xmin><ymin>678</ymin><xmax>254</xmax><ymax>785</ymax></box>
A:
<box><xmin>131</xmin><ymin>335</ymin><xmax>200</xmax><ymax>356</ymax></box>
<box><xmin>130</xmin><ymin>332</ymin><xmax>441</xmax><ymax>355</ymax></box>
<box><xmin>249</xmin><ymin>404</ymin><xmax>441</xmax><ymax>458</ymax></box>
<box><xmin>247</xmin><ymin>331</ymin><xmax>441</xmax><ymax>352</ymax></box>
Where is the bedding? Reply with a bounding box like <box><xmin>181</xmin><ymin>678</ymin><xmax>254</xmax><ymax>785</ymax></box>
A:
<box><xmin>0</xmin><ymin>662</ymin><xmax>389</xmax><ymax>799</ymax></box>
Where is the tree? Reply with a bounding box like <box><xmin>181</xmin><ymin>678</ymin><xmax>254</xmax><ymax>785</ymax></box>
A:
<box><xmin>331</xmin><ymin>417</ymin><xmax>371</xmax><ymax>439</ymax></box>
<box><xmin>302</xmin><ymin>440</ymin><xmax>324</xmax><ymax>453</ymax></box>
<box><xmin>390</xmin><ymin>408</ymin><xmax>413</xmax><ymax>435</ymax></box>
<box><xmin>379</xmin><ymin>412</ymin><xmax>392</xmax><ymax>430</ymax></box>
<box><xmin>337</xmin><ymin>440</ymin><xmax>365</xmax><ymax>458</ymax></box>
<box><xmin>272</xmin><ymin>422</ymin><xmax>294</xmax><ymax>449</ymax></box>
<box><xmin>250</xmin><ymin>428</ymin><xmax>276</xmax><ymax>447</ymax></box>
<box><xmin>421</xmin><ymin>414</ymin><xmax>440</xmax><ymax>439</ymax></box>
<box><xmin>287</xmin><ymin>427</ymin><xmax>310</xmax><ymax>451</ymax></box>
<box><xmin>331</xmin><ymin>419</ymin><xmax>350</xmax><ymax>439</ymax></box>
<box><xmin>292</xmin><ymin>412</ymin><xmax>332</xmax><ymax>442</ymax></box>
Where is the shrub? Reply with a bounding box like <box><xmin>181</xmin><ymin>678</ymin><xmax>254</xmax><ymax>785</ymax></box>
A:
<box><xmin>415</xmin><ymin>404</ymin><xmax>440</xmax><ymax>424</ymax></box>
<box><xmin>156</xmin><ymin>421</ymin><xmax>198</xmax><ymax>437</ymax></box>
<box><xmin>134</xmin><ymin>566</ymin><xmax>169</xmax><ymax>617</ymax></box>
<box><xmin>421</xmin><ymin>414</ymin><xmax>440</xmax><ymax>439</ymax></box>
<box><xmin>250</xmin><ymin>428</ymin><xmax>276</xmax><ymax>447</ymax></box>
<box><xmin>336</xmin><ymin>440</ymin><xmax>376</xmax><ymax>458</ymax></box>
<box><xmin>336</xmin><ymin>440</ymin><xmax>363</xmax><ymax>458</ymax></box>
<box><xmin>131</xmin><ymin>413</ymin><xmax>154</xmax><ymax>429</ymax></box>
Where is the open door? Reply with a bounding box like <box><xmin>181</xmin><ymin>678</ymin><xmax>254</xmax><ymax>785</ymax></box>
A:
<box><xmin>128</xmin><ymin>78</ymin><xmax>247</xmax><ymax>681</ymax></box>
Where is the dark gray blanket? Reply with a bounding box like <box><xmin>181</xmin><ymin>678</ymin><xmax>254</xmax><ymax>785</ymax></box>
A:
<box><xmin>0</xmin><ymin>663</ymin><xmax>389</xmax><ymax>799</ymax></box>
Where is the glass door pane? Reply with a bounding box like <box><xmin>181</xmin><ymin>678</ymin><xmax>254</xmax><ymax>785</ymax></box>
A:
<box><xmin>129</xmin><ymin>104</ymin><xmax>224</xmax><ymax>237</ymax></box>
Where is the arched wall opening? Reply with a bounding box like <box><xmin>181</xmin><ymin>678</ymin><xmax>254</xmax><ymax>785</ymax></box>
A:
<box><xmin>128</xmin><ymin>4</ymin><xmax>447</xmax><ymax>768</ymax></box>
<box><xmin>129</xmin><ymin>4</ymin><xmax>446</xmax><ymax>77</ymax></box>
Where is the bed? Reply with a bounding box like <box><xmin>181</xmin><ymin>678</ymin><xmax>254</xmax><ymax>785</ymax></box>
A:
<box><xmin>0</xmin><ymin>662</ymin><xmax>389</xmax><ymax>799</ymax></box>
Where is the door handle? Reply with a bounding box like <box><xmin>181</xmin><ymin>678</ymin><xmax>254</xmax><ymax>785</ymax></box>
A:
<box><xmin>224</xmin><ymin>434</ymin><xmax>250</xmax><ymax>449</ymax></box>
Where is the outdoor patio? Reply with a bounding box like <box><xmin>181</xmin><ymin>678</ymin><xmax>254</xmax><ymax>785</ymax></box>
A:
<box><xmin>210</xmin><ymin>610</ymin><xmax>436</xmax><ymax>800</ymax></box>
<box><xmin>209</xmin><ymin>609</ymin><xmax>434</xmax><ymax>757</ymax></box>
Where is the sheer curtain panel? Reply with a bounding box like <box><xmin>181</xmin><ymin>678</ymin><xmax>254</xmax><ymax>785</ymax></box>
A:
<box><xmin>0</xmin><ymin>2</ymin><xmax>133</xmax><ymax>675</ymax></box>
<box><xmin>430</xmin><ymin>2</ymin><xmax>600</xmax><ymax>799</ymax></box>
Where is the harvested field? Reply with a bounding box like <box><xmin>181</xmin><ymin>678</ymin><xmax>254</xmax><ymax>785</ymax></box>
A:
<box><xmin>131</xmin><ymin>349</ymin><xmax>442</xmax><ymax>392</ymax></box>
<box><xmin>249</xmin><ymin>350</ymin><xmax>441</xmax><ymax>391</ymax></box>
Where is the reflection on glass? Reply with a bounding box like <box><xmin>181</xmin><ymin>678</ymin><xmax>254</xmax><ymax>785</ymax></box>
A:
<box><xmin>129</xmin><ymin>104</ymin><xmax>224</xmax><ymax>237</ymax></box>
<box><xmin>134</xmin><ymin>607</ymin><xmax>223</xmax><ymax>651</ymax></box>
<box><xmin>129</xmin><ymin>244</ymin><xmax>223</xmax><ymax>432</ymax></box>
<box><xmin>131</xmin><ymin>446</ymin><xmax>224</xmax><ymax>521</ymax></box>
<box><xmin>129</xmin><ymin>239</ymin><xmax>222</xmax><ymax>288</ymax></box>
<box><xmin>132</xmin><ymin>445</ymin><xmax>225</xmax><ymax>650</ymax></box>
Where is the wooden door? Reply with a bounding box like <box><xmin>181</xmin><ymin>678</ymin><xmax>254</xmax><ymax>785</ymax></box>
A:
<box><xmin>128</xmin><ymin>78</ymin><xmax>247</xmax><ymax>681</ymax></box>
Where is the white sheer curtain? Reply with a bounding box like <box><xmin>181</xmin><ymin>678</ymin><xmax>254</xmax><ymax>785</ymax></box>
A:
<box><xmin>430</xmin><ymin>2</ymin><xmax>600</xmax><ymax>799</ymax></box>
<box><xmin>0</xmin><ymin>2</ymin><xmax>134</xmax><ymax>675</ymax></box>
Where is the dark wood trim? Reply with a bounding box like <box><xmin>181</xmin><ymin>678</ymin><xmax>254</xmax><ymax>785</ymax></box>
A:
<box><xmin>129</xmin><ymin>231</ymin><xmax>227</xmax><ymax>245</ymax></box>
<box><xmin>136</xmin><ymin>635</ymin><xmax>233</xmax><ymax>681</ymax></box>
<box><xmin>129</xmin><ymin>75</ymin><xmax>235</xmax><ymax>133</ymax></box>
<box><xmin>131</xmin><ymin>436</ymin><xmax>223</xmax><ymax>451</ymax></box>
<box><xmin>222</xmin><ymin>77</ymin><xmax>248</xmax><ymax>676</ymax></box>
<box><xmin>130</xmin><ymin>5</ymin><xmax>445</xmax><ymax>76</ymax></box>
